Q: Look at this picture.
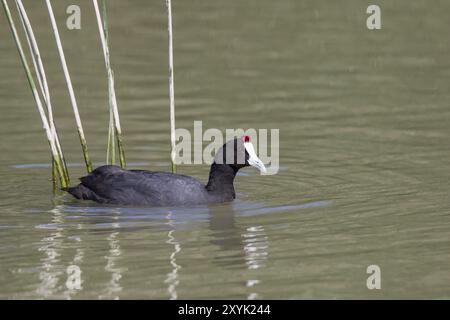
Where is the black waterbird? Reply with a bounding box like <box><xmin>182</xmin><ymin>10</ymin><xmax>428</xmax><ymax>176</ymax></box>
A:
<box><xmin>63</xmin><ymin>136</ymin><xmax>266</xmax><ymax>206</ymax></box>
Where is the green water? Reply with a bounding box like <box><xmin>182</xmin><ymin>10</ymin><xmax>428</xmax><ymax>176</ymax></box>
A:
<box><xmin>0</xmin><ymin>0</ymin><xmax>449</xmax><ymax>299</ymax></box>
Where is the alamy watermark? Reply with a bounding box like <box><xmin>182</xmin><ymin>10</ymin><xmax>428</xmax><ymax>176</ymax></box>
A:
<box><xmin>366</xmin><ymin>264</ymin><xmax>381</xmax><ymax>290</ymax></box>
<box><xmin>366</xmin><ymin>5</ymin><xmax>381</xmax><ymax>30</ymax></box>
<box><xmin>66</xmin><ymin>265</ymin><xmax>82</xmax><ymax>290</ymax></box>
<box><xmin>65</xmin><ymin>4</ymin><xmax>382</xmax><ymax>31</ymax></box>
<box><xmin>173</xmin><ymin>121</ymin><xmax>279</xmax><ymax>175</ymax></box>
<box><xmin>66</xmin><ymin>5</ymin><xmax>81</xmax><ymax>30</ymax></box>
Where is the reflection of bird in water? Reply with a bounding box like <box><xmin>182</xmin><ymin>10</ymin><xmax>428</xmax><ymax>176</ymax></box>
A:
<box><xmin>208</xmin><ymin>204</ymin><xmax>269</xmax><ymax>299</ymax></box>
<box><xmin>209</xmin><ymin>204</ymin><xmax>246</xmax><ymax>268</ymax></box>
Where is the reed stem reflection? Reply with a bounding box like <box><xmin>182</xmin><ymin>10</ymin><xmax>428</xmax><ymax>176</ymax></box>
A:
<box><xmin>37</xmin><ymin>207</ymin><xmax>64</xmax><ymax>297</ymax></box>
<box><xmin>100</xmin><ymin>212</ymin><xmax>124</xmax><ymax>299</ymax></box>
<box><xmin>165</xmin><ymin>211</ymin><xmax>181</xmax><ymax>300</ymax></box>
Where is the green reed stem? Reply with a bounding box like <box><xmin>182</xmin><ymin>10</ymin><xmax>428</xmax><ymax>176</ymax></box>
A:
<box><xmin>46</xmin><ymin>0</ymin><xmax>93</xmax><ymax>173</ymax></box>
<box><xmin>94</xmin><ymin>0</ymin><xmax>126</xmax><ymax>168</ymax></box>
<box><xmin>15</xmin><ymin>0</ymin><xmax>70</xmax><ymax>185</ymax></box>
<box><xmin>106</xmin><ymin>110</ymin><xmax>116</xmax><ymax>165</ymax></box>
<box><xmin>2</xmin><ymin>0</ymin><xmax>68</xmax><ymax>188</ymax></box>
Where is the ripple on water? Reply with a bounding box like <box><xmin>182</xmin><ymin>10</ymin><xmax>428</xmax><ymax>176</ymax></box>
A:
<box><xmin>28</xmin><ymin>199</ymin><xmax>333</xmax><ymax>233</ymax></box>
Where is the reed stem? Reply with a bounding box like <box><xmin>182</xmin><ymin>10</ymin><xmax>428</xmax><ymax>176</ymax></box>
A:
<box><xmin>106</xmin><ymin>110</ymin><xmax>116</xmax><ymax>165</ymax></box>
<box><xmin>15</xmin><ymin>0</ymin><xmax>70</xmax><ymax>184</ymax></box>
<box><xmin>166</xmin><ymin>0</ymin><xmax>176</xmax><ymax>173</ymax></box>
<box><xmin>102</xmin><ymin>0</ymin><xmax>114</xmax><ymax>166</ymax></box>
<box><xmin>2</xmin><ymin>0</ymin><xmax>68</xmax><ymax>188</ymax></box>
<box><xmin>93</xmin><ymin>0</ymin><xmax>126</xmax><ymax>168</ymax></box>
<box><xmin>45</xmin><ymin>0</ymin><xmax>93</xmax><ymax>173</ymax></box>
<box><xmin>102</xmin><ymin>0</ymin><xmax>115</xmax><ymax>166</ymax></box>
<box><xmin>52</xmin><ymin>159</ymin><xmax>57</xmax><ymax>193</ymax></box>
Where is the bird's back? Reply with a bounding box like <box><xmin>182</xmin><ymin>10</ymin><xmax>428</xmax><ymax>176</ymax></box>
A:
<box><xmin>65</xmin><ymin>165</ymin><xmax>210</xmax><ymax>206</ymax></box>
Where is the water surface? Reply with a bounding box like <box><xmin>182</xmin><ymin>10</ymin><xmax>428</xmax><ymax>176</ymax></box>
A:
<box><xmin>0</xmin><ymin>0</ymin><xmax>449</xmax><ymax>299</ymax></box>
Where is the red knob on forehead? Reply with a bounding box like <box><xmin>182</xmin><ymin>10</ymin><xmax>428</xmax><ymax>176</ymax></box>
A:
<box><xmin>242</xmin><ymin>135</ymin><xmax>250</xmax><ymax>143</ymax></box>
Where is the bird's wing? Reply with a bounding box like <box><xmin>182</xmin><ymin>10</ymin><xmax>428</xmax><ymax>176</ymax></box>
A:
<box><xmin>78</xmin><ymin>166</ymin><xmax>206</xmax><ymax>205</ymax></box>
<box><xmin>79</xmin><ymin>166</ymin><xmax>164</xmax><ymax>204</ymax></box>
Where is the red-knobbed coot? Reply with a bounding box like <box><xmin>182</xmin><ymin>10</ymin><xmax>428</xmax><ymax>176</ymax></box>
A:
<box><xmin>63</xmin><ymin>136</ymin><xmax>266</xmax><ymax>206</ymax></box>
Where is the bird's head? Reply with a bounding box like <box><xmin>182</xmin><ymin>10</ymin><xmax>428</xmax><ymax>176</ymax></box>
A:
<box><xmin>214</xmin><ymin>136</ymin><xmax>267</xmax><ymax>173</ymax></box>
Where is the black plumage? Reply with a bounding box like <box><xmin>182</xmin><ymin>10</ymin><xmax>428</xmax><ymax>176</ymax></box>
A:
<box><xmin>63</xmin><ymin>137</ymin><xmax>266</xmax><ymax>206</ymax></box>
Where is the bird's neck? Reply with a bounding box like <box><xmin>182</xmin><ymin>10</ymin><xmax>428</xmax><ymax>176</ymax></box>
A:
<box><xmin>205</xmin><ymin>162</ymin><xmax>238</xmax><ymax>199</ymax></box>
